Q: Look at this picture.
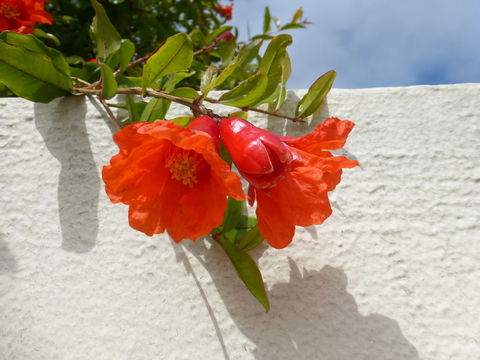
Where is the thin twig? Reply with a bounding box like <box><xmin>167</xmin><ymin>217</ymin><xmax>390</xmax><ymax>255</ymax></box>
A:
<box><xmin>71</xmin><ymin>77</ymin><xmax>91</xmax><ymax>87</ymax></box>
<box><xmin>97</xmin><ymin>96</ymin><xmax>121</xmax><ymax>130</ymax></box>
<box><xmin>72</xmin><ymin>86</ymin><xmax>300</xmax><ymax>122</ymax></box>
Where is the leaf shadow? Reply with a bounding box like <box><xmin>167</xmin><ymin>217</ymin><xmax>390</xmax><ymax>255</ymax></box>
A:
<box><xmin>0</xmin><ymin>233</ymin><xmax>17</xmax><ymax>274</ymax></box>
<box><xmin>181</xmin><ymin>241</ymin><xmax>419</xmax><ymax>360</ymax></box>
<box><xmin>34</xmin><ymin>96</ymin><xmax>99</xmax><ymax>253</ymax></box>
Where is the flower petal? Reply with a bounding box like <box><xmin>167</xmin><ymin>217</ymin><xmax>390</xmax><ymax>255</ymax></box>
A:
<box><xmin>283</xmin><ymin>117</ymin><xmax>356</xmax><ymax>154</ymax></box>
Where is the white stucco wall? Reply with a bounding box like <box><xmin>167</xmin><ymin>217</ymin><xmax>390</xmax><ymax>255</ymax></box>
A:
<box><xmin>0</xmin><ymin>84</ymin><xmax>479</xmax><ymax>360</ymax></box>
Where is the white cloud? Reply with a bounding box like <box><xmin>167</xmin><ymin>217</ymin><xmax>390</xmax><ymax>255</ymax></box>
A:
<box><xmin>230</xmin><ymin>0</ymin><xmax>480</xmax><ymax>88</ymax></box>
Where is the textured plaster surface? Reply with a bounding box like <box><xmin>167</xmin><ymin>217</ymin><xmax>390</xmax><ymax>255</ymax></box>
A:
<box><xmin>0</xmin><ymin>84</ymin><xmax>479</xmax><ymax>360</ymax></box>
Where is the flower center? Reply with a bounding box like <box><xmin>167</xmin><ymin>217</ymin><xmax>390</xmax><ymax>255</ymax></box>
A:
<box><xmin>0</xmin><ymin>3</ymin><xmax>20</xmax><ymax>19</ymax></box>
<box><xmin>165</xmin><ymin>150</ymin><xmax>202</xmax><ymax>187</ymax></box>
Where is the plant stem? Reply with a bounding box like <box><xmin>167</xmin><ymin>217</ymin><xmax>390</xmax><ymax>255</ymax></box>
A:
<box><xmin>72</xmin><ymin>85</ymin><xmax>299</xmax><ymax>122</ymax></box>
<box><xmin>97</xmin><ymin>96</ymin><xmax>122</xmax><ymax>130</ymax></box>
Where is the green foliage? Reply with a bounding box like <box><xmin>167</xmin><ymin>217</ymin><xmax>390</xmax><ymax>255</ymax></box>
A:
<box><xmin>42</xmin><ymin>0</ymin><xmax>227</xmax><ymax>60</ymax></box>
<box><xmin>218</xmin><ymin>236</ymin><xmax>270</xmax><ymax>312</ymax></box>
<box><xmin>296</xmin><ymin>70</ymin><xmax>337</xmax><ymax>118</ymax></box>
<box><xmin>0</xmin><ymin>32</ymin><xmax>71</xmax><ymax>103</ymax></box>
<box><xmin>90</xmin><ymin>0</ymin><xmax>121</xmax><ymax>62</ymax></box>
<box><xmin>142</xmin><ymin>33</ymin><xmax>193</xmax><ymax>91</ymax></box>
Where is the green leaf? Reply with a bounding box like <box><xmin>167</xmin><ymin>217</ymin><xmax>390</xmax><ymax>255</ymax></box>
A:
<box><xmin>125</xmin><ymin>94</ymin><xmax>146</xmax><ymax>123</ymax></box>
<box><xmin>118</xmin><ymin>39</ymin><xmax>135</xmax><ymax>72</ymax></box>
<box><xmin>0</xmin><ymin>32</ymin><xmax>71</xmax><ymax>103</ymax></box>
<box><xmin>279</xmin><ymin>23</ymin><xmax>306</xmax><ymax>31</ymax></box>
<box><xmin>33</xmin><ymin>29</ymin><xmax>61</xmax><ymax>47</ymax></box>
<box><xmin>90</xmin><ymin>0</ymin><xmax>121</xmax><ymax>62</ymax></box>
<box><xmin>237</xmin><ymin>215</ymin><xmax>258</xmax><ymax>229</ymax></box>
<box><xmin>204</xmin><ymin>63</ymin><xmax>236</xmax><ymax>93</ymax></box>
<box><xmin>100</xmin><ymin>64</ymin><xmax>117</xmax><ymax>99</ymax></box>
<box><xmin>238</xmin><ymin>225</ymin><xmax>264</xmax><ymax>251</ymax></box>
<box><xmin>259</xmin><ymin>34</ymin><xmax>292</xmax><ymax>75</ymax></box>
<box><xmin>142</xmin><ymin>33</ymin><xmax>193</xmax><ymax>91</ymax></box>
<box><xmin>170</xmin><ymin>116</ymin><xmax>193</xmax><ymax>126</ymax></box>
<box><xmin>292</xmin><ymin>7</ymin><xmax>304</xmax><ymax>23</ymax></box>
<box><xmin>295</xmin><ymin>70</ymin><xmax>336</xmax><ymax>118</ymax></box>
<box><xmin>251</xmin><ymin>34</ymin><xmax>273</xmax><ymax>41</ymax></box>
<box><xmin>237</xmin><ymin>39</ymin><xmax>263</xmax><ymax>68</ymax></box>
<box><xmin>263</xmin><ymin>6</ymin><xmax>272</xmax><ymax>33</ymax></box>
<box><xmin>219</xmin><ymin>71</ymin><xmax>268</xmax><ymax>107</ymax></box>
<box><xmin>256</xmin><ymin>34</ymin><xmax>292</xmax><ymax>102</ymax></box>
<box><xmin>218</xmin><ymin>237</ymin><xmax>270</xmax><ymax>311</ymax></box>
<box><xmin>170</xmin><ymin>87</ymin><xmax>198</xmax><ymax>100</ymax></box>
<box><xmin>116</xmin><ymin>75</ymin><xmax>142</xmax><ymax>88</ymax></box>
<box><xmin>139</xmin><ymin>98</ymin><xmax>170</xmax><ymax>122</ymax></box>
<box><xmin>222</xmin><ymin>198</ymin><xmax>244</xmax><ymax>233</ymax></box>
<box><xmin>228</xmin><ymin>111</ymin><xmax>248</xmax><ymax>119</ymax></box>
<box><xmin>200</xmin><ymin>65</ymin><xmax>218</xmax><ymax>94</ymax></box>
<box><xmin>0</xmin><ymin>81</ymin><xmax>13</xmax><ymax>97</ymax></box>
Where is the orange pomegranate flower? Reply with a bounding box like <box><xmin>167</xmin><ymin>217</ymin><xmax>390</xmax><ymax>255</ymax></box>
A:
<box><xmin>220</xmin><ymin>117</ymin><xmax>358</xmax><ymax>249</ymax></box>
<box><xmin>102</xmin><ymin>118</ymin><xmax>246</xmax><ymax>242</ymax></box>
<box><xmin>0</xmin><ymin>0</ymin><xmax>52</xmax><ymax>34</ymax></box>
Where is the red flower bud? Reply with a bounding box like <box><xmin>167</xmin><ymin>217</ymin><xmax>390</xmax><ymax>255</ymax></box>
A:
<box><xmin>219</xmin><ymin>117</ymin><xmax>294</xmax><ymax>189</ymax></box>
<box><xmin>220</xmin><ymin>117</ymin><xmax>359</xmax><ymax>249</ymax></box>
<box><xmin>187</xmin><ymin>116</ymin><xmax>220</xmax><ymax>152</ymax></box>
<box><xmin>215</xmin><ymin>31</ymin><xmax>234</xmax><ymax>43</ymax></box>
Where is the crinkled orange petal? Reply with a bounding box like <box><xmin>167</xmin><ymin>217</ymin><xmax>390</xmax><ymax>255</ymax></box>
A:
<box><xmin>103</xmin><ymin>120</ymin><xmax>246</xmax><ymax>240</ymax></box>
<box><xmin>167</xmin><ymin>175</ymin><xmax>228</xmax><ymax>241</ymax></box>
<box><xmin>141</xmin><ymin>120</ymin><xmax>245</xmax><ymax>201</ymax></box>
<box><xmin>284</xmin><ymin>117</ymin><xmax>355</xmax><ymax>155</ymax></box>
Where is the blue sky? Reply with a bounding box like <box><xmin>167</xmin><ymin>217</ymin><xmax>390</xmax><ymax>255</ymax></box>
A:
<box><xmin>229</xmin><ymin>0</ymin><xmax>480</xmax><ymax>89</ymax></box>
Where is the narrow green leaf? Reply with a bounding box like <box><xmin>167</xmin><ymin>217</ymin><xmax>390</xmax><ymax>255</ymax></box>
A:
<box><xmin>170</xmin><ymin>116</ymin><xmax>193</xmax><ymax>126</ymax></box>
<box><xmin>90</xmin><ymin>0</ymin><xmax>121</xmax><ymax>62</ymax></box>
<box><xmin>295</xmin><ymin>70</ymin><xmax>336</xmax><ymax>118</ymax></box>
<box><xmin>116</xmin><ymin>75</ymin><xmax>142</xmax><ymax>88</ymax></box>
<box><xmin>218</xmin><ymin>237</ymin><xmax>270</xmax><ymax>312</ymax></box>
<box><xmin>139</xmin><ymin>98</ymin><xmax>170</xmax><ymax>122</ymax></box>
<box><xmin>100</xmin><ymin>64</ymin><xmax>117</xmax><ymax>99</ymax></box>
<box><xmin>33</xmin><ymin>29</ymin><xmax>61</xmax><ymax>47</ymax></box>
<box><xmin>255</xmin><ymin>34</ymin><xmax>292</xmax><ymax>103</ymax></box>
<box><xmin>205</xmin><ymin>63</ymin><xmax>236</xmax><ymax>93</ymax></box>
<box><xmin>125</xmin><ymin>94</ymin><xmax>144</xmax><ymax>123</ymax></box>
<box><xmin>228</xmin><ymin>111</ymin><xmax>248</xmax><ymax>119</ymax></box>
<box><xmin>279</xmin><ymin>23</ymin><xmax>306</xmax><ymax>31</ymax></box>
<box><xmin>142</xmin><ymin>33</ymin><xmax>193</xmax><ymax>91</ymax></box>
<box><xmin>219</xmin><ymin>71</ymin><xmax>268</xmax><ymax>107</ymax></box>
<box><xmin>237</xmin><ymin>39</ymin><xmax>263</xmax><ymax>68</ymax></box>
<box><xmin>292</xmin><ymin>8</ymin><xmax>304</xmax><ymax>23</ymax></box>
<box><xmin>238</xmin><ymin>225</ymin><xmax>264</xmax><ymax>251</ymax></box>
<box><xmin>237</xmin><ymin>215</ymin><xmax>258</xmax><ymax>229</ymax></box>
<box><xmin>222</xmin><ymin>198</ymin><xmax>244</xmax><ymax>233</ymax></box>
<box><xmin>200</xmin><ymin>65</ymin><xmax>217</xmax><ymax>94</ymax></box>
<box><xmin>162</xmin><ymin>71</ymin><xmax>195</xmax><ymax>92</ymax></box>
<box><xmin>259</xmin><ymin>34</ymin><xmax>292</xmax><ymax>74</ymax></box>
<box><xmin>263</xmin><ymin>6</ymin><xmax>272</xmax><ymax>34</ymax></box>
<box><xmin>251</xmin><ymin>34</ymin><xmax>273</xmax><ymax>41</ymax></box>
<box><xmin>118</xmin><ymin>39</ymin><xmax>135</xmax><ymax>72</ymax></box>
<box><xmin>0</xmin><ymin>33</ymin><xmax>71</xmax><ymax>103</ymax></box>
<box><xmin>170</xmin><ymin>87</ymin><xmax>198</xmax><ymax>100</ymax></box>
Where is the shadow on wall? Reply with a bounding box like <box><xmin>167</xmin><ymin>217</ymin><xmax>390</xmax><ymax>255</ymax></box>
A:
<box><xmin>266</xmin><ymin>92</ymin><xmax>331</xmax><ymax>136</ymax></box>
<box><xmin>180</xmin><ymin>241</ymin><xmax>419</xmax><ymax>360</ymax></box>
<box><xmin>34</xmin><ymin>97</ymin><xmax>99</xmax><ymax>253</ymax></box>
<box><xmin>0</xmin><ymin>233</ymin><xmax>17</xmax><ymax>274</ymax></box>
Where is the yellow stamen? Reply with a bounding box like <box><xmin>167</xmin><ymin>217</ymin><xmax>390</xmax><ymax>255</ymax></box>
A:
<box><xmin>165</xmin><ymin>150</ymin><xmax>200</xmax><ymax>187</ymax></box>
<box><xmin>0</xmin><ymin>4</ymin><xmax>21</xmax><ymax>19</ymax></box>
